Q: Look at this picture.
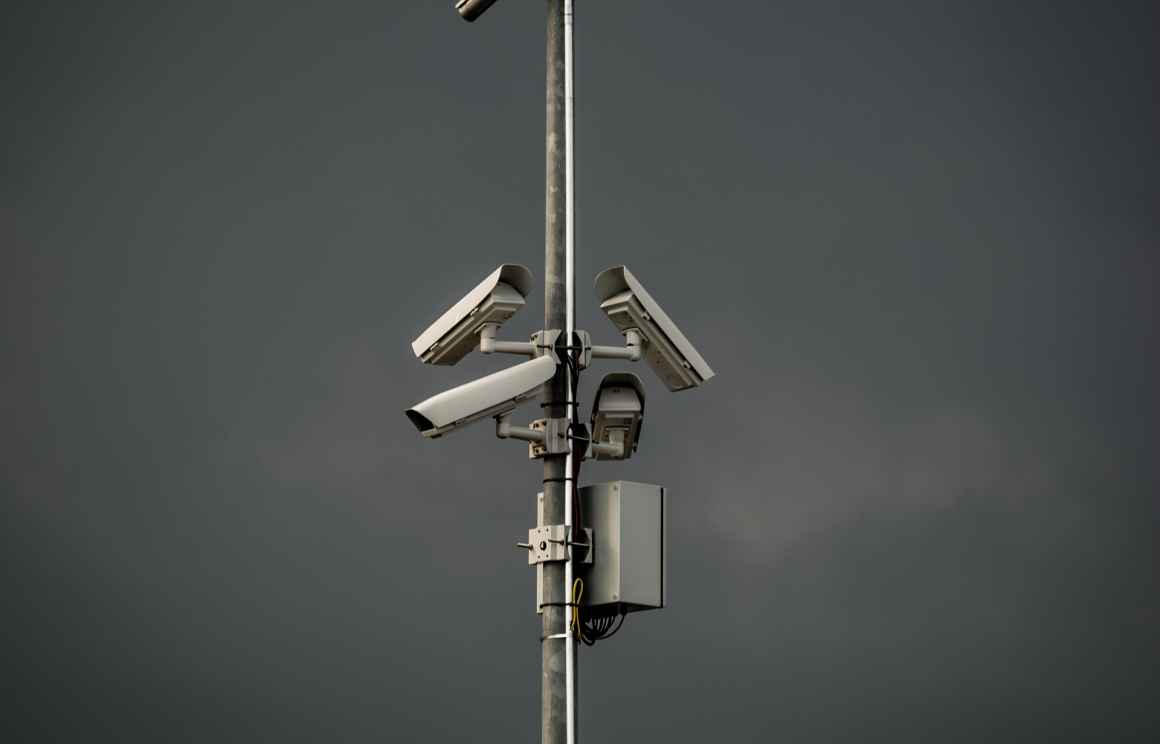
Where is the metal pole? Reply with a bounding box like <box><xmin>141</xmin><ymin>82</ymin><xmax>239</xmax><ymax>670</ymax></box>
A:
<box><xmin>542</xmin><ymin>1</ymin><xmax>576</xmax><ymax>743</ymax></box>
<box><xmin>562</xmin><ymin>1</ymin><xmax>577</xmax><ymax>741</ymax></box>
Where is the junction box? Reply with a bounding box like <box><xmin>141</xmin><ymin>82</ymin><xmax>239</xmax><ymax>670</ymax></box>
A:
<box><xmin>577</xmin><ymin>481</ymin><xmax>666</xmax><ymax>615</ymax></box>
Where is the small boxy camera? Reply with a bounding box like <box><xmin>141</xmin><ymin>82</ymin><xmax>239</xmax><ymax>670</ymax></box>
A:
<box><xmin>588</xmin><ymin>373</ymin><xmax>645</xmax><ymax>460</ymax></box>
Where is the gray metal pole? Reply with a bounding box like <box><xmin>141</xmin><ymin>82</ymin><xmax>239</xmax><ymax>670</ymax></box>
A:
<box><xmin>542</xmin><ymin>1</ymin><xmax>574</xmax><ymax>743</ymax></box>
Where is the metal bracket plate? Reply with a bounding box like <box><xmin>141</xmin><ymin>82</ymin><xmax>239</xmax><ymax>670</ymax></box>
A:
<box><xmin>572</xmin><ymin>526</ymin><xmax>594</xmax><ymax>565</ymax></box>
<box><xmin>523</xmin><ymin>525</ymin><xmax>594</xmax><ymax>566</ymax></box>
<box><xmin>573</xmin><ymin>329</ymin><xmax>592</xmax><ymax>369</ymax></box>
<box><xmin>526</xmin><ymin>525</ymin><xmax>568</xmax><ymax>565</ymax></box>
<box><xmin>527</xmin><ymin>418</ymin><xmax>570</xmax><ymax>458</ymax></box>
<box><xmin>530</xmin><ymin>329</ymin><xmax>562</xmax><ymax>363</ymax></box>
<box><xmin>533</xmin><ymin>492</ymin><xmax>595</xmax><ymax>613</ymax></box>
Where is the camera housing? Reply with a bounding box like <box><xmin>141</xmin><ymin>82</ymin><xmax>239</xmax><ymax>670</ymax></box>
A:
<box><xmin>594</xmin><ymin>266</ymin><xmax>714</xmax><ymax>391</ymax></box>
<box><xmin>455</xmin><ymin>0</ymin><xmax>501</xmax><ymax>22</ymax></box>
<box><xmin>406</xmin><ymin>355</ymin><xmax>556</xmax><ymax>438</ymax></box>
<box><xmin>412</xmin><ymin>264</ymin><xmax>534</xmax><ymax>366</ymax></box>
<box><xmin>589</xmin><ymin>373</ymin><xmax>645</xmax><ymax>460</ymax></box>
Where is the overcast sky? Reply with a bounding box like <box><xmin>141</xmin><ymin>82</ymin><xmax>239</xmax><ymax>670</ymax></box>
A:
<box><xmin>3</xmin><ymin>1</ymin><xmax>1157</xmax><ymax>742</ymax></box>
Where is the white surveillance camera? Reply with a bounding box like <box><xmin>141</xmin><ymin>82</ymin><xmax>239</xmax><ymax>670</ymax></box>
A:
<box><xmin>406</xmin><ymin>355</ymin><xmax>556</xmax><ymax>439</ymax></box>
<box><xmin>411</xmin><ymin>264</ymin><xmax>534</xmax><ymax>366</ymax></box>
<box><xmin>456</xmin><ymin>0</ymin><xmax>500</xmax><ymax>22</ymax></box>
<box><xmin>589</xmin><ymin>373</ymin><xmax>645</xmax><ymax>460</ymax></box>
<box><xmin>594</xmin><ymin>266</ymin><xmax>714</xmax><ymax>391</ymax></box>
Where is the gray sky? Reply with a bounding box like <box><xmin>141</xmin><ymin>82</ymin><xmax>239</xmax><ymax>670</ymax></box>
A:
<box><xmin>3</xmin><ymin>1</ymin><xmax>1157</xmax><ymax>741</ymax></box>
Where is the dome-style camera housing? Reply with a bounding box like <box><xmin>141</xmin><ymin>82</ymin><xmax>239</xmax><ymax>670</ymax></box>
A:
<box><xmin>589</xmin><ymin>372</ymin><xmax>646</xmax><ymax>460</ymax></box>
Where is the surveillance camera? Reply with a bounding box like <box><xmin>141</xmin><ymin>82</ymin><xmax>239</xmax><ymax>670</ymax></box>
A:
<box><xmin>589</xmin><ymin>373</ymin><xmax>645</xmax><ymax>460</ymax></box>
<box><xmin>412</xmin><ymin>264</ymin><xmax>534</xmax><ymax>366</ymax></box>
<box><xmin>406</xmin><ymin>355</ymin><xmax>556</xmax><ymax>438</ymax></box>
<box><xmin>594</xmin><ymin>266</ymin><xmax>714</xmax><ymax>391</ymax></box>
<box><xmin>455</xmin><ymin>0</ymin><xmax>501</xmax><ymax>22</ymax></box>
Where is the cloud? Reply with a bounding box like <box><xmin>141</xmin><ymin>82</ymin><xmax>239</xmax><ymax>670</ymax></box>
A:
<box><xmin>699</xmin><ymin>381</ymin><xmax>1056</xmax><ymax>562</ymax></box>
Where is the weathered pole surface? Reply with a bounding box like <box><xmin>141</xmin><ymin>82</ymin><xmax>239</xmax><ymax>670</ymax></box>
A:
<box><xmin>542</xmin><ymin>1</ymin><xmax>572</xmax><ymax>742</ymax></box>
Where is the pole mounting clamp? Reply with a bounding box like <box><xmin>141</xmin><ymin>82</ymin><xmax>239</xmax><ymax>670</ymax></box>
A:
<box><xmin>517</xmin><ymin>525</ymin><xmax>594</xmax><ymax>565</ymax></box>
<box><xmin>527</xmin><ymin>418</ymin><xmax>570</xmax><ymax>458</ymax></box>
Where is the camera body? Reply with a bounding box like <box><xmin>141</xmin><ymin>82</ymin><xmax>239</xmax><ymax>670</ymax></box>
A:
<box><xmin>406</xmin><ymin>355</ymin><xmax>556</xmax><ymax>438</ymax></box>
<box><xmin>595</xmin><ymin>266</ymin><xmax>714</xmax><ymax>391</ymax></box>
<box><xmin>455</xmin><ymin>0</ymin><xmax>501</xmax><ymax>22</ymax></box>
<box><xmin>589</xmin><ymin>373</ymin><xmax>645</xmax><ymax>460</ymax></box>
<box><xmin>411</xmin><ymin>264</ymin><xmax>533</xmax><ymax>366</ymax></box>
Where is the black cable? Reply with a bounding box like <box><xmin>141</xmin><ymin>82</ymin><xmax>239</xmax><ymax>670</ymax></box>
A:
<box><xmin>577</xmin><ymin>604</ymin><xmax>627</xmax><ymax>646</ymax></box>
<box><xmin>601</xmin><ymin>612</ymin><xmax>626</xmax><ymax>640</ymax></box>
<box><xmin>546</xmin><ymin>332</ymin><xmax>609</xmax><ymax>647</ymax></box>
<box><xmin>563</xmin><ymin>331</ymin><xmax>584</xmax><ymax>537</ymax></box>
<box><xmin>539</xmin><ymin>401</ymin><xmax>580</xmax><ymax>410</ymax></box>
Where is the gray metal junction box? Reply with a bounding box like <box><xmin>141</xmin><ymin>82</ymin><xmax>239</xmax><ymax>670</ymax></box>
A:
<box><xmin>577</xmin><ymin>481</ymin><xmax>667</xmax><ymax>615</ymax></box>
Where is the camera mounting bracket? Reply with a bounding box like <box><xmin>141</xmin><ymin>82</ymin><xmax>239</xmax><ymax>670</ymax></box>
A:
<box><xmin>517</xmin><ymin>525</ymin><xmax>594</xmax><ymax>566</ymax></box>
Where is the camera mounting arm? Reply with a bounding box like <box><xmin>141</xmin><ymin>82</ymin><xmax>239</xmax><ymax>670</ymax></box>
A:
<box><xmin>587</xmin><ymin>428</ymin><xmax>627</xmax><ymax>459</ymax></box>
<box><xmin>479</xmin><ymin>323</ymin><xmax>537</xmax><ymax>357</ymax></box>
<box><xmin>494</xmin><ymin>411</ymin><xmax>546</xmax><ymax>444</ymax></box>
<box><xmin>496</xmin><ymin>412</ymin><xmax>572</xmax><ymax>457</ymax></box>
<box><xmin>588</xmin><ymin>328</ymin><xmax>643</xmax><ymax>362</ymax></box>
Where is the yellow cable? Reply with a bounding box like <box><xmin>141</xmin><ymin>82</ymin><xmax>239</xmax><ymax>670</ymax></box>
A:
<box><xmin>571</xmin><ymin>578</ymin><xmax>584</xmax><ymax>641</ymax></box>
